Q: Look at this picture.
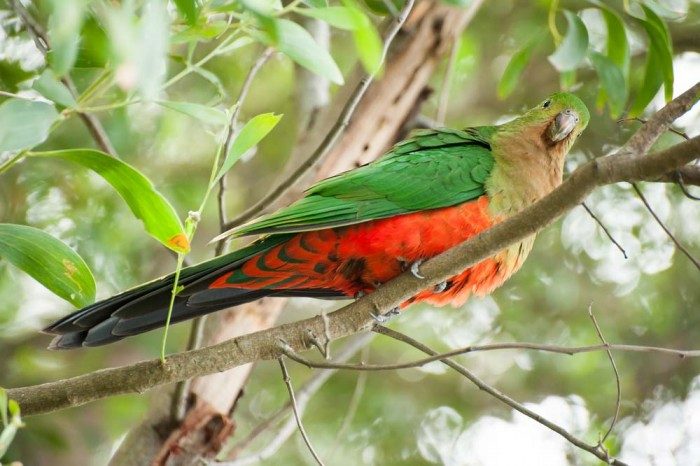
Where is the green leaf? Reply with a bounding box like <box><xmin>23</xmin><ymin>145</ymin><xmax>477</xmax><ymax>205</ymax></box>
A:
<box><xmin>296</xmin><ymin>6</ymin><xmax>359</xmax><ymax>30</ymax></box>
<box><xmin>0</xmin><ymin>224</ymin><xmax>96</xmax><ymax>307</ymax></box>
<box><xmin>171</xmin><ymin>21</ymin><xmax>228</xmax><ymax>44</ymax></box>
<box><xmin>629</xmin><ymin>46</ymin><xmax>664</xmax><ymax>117</ymax></box>
<box><xmin>214</xmin><ymin>113</ymin><xmax>282</xmax><ymax>184</ymax></box>
<box><xmin>7</xmin><ymin>401</ymin><xmax>19</xmax><ymax>418</ymax></box>
<box><xmin>0</xmin><ymin>99</ymin><xmax>59</xmax><ymax>152</ymax></box>
<box><xmin>348</xmin><ymin>5</ymin><xmax>383</xmax><ymax>74</ymax></box>
<box><xmin>32</xmin><ymin>70</ymin><xmax>77</xmax><ymax>108</ymax></box>
<box><xmin>258</xmin><ymin>19</ymin><xmax>344</xmax><ymax>84</ymax></box>
<box><xmin>548</xmin><ymin>10</ymin><xmax>589</xmax><ymax>72</ymax></box>
<box><xmin>173</xmin><ymin>0</ymin><xmax>199</xmax><ymax>25</ymax></box>
<box><xmin>598</xmin><ymin>5</ymin><xmax>629</xmax><ymax>79</ymax></box>
<box><xmin>47</xmin><ymin>0</ymin><xmax>86</xmax><ymax>76</ymax></box>
<box><xmin>498</xmin><ymin>41</ymin><xmax>536</xmax><ymax>99</ymax></box>
<box><xmin>589</xmin><ymin>51</ymin><xmax>626</xmax><ymax>118</ymax></box>
<box><xmin>157</xmin><ymin>101</ymin><xmax>228</xmax><ymax>126</ymax></box>
<box><xmin>638</xmin><ymin>5</ymin><xmax>674</xmax><ymax>101</ymax></box>
<box><xmin>30</xmin><ymin>150</ymin><xmax>190</xmax><ymax>253</ymax></box>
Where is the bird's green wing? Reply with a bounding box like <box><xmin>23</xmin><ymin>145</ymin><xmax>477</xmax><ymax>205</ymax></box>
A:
<box><xmin>232</xmin><ymin>127</ymin><xmax>497</xmax><ymax>237</ymax></box>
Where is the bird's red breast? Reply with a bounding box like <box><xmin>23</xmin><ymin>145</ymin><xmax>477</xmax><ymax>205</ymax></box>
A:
<box><xmin>211</xmin><ymin>195</ymin><xmax>529</xmax><ymax>307</ymax></box>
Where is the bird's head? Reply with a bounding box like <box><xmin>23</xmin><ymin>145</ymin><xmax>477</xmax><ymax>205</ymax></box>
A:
<box><xmin>522</xmin><ymin>92</ymin><xmax>590</xmax><ymax>151</ymax></box>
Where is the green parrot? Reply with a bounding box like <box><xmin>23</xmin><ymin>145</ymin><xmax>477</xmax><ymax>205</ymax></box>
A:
<box><xmin>44</xmin><ymin>92</ymin><xmax>589</xmax><ymax>349</ymax></box>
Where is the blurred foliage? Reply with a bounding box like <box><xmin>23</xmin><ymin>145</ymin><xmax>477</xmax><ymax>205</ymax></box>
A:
<box><xmin>0</xmin><ymin>0</ymin><xmax>699</xmax><ymax>464</ymax></box>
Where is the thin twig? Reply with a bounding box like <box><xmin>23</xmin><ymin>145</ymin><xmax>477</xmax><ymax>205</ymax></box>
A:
<box><xmin>219</xmin><ymin>0</ymin><xmax>416</xmax><ymax>235</ymax></box>
<box><xmin>278</xmin><ymin>357</ymin><xmax>326</xmax><ymax>466</ymax></box>
<box><xmin>582</xmin><ymin>202</ymin><xmax>628</xmax><ymax>258</ymax></box>
<box><xmin>588</xmin><ymin>305</ymin><xmax>620</xmax><ymax>447</ymax></box>
<box><xmin>220</xmin><ymin>334</ymin><xmax>373</xmax><ymax>464</ymax></box>
<box><xmin>277</xmin><ymin>333</ymin><xmax>700</xmax><ymax>372</ymax></box>
<box><xmin>372</xmin><ymin>326</ymin><xmax>628</xmax><ymax>466</ymax></box>
<box><xmin>9</xmin><ymin>0</ymin><xmax>118</xmax><ymax>156</ymax></box>
<box><xmin>214</xmin><ymin>47</ymin><xmax>274</xmax><ymax>255</ymax></box>
<box><xmin>631</xmin><ymin>182</ymin><xmax>700</xmax><ymax>271</ymax></box>
<box><xmin>674</xmin><ymin>169</ymin><xmax>700</xmax><ymax>201</ymax></box>
<box><xmin>618</xmin><ymin>116</ymin><xmax>690</xmax><ymax>141</ymax></box>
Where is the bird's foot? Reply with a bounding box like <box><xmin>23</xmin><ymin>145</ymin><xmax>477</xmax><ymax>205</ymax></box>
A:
<box><xmin>371</xmin><ymin>307</ymin><xmax>401</xmax><ymax>323</ymax></box>
<box><xmin>434</xmin><ymin>280</ymin><xmax>448</xmax><ymax>293</ymax></box>
<box><xmin>410</xmin><ymin>260</ymin><xmax>425</xmax><ymax>279</ymax></box>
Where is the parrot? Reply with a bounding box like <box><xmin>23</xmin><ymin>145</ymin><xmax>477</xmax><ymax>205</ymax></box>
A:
<box><xmin>44</xmin><ymin>92</ymin><xmax>589</xmax><ymax>349</ymax></box>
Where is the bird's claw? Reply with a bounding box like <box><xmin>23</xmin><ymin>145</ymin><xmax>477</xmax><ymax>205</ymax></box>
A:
<box><xmin>410</xmin><ymin>260</ymin><xmax>425</xmax><ymax>279</ymax></box>
<box><xmin>434</xmin><ymin>280</ymin><xmax>448</xmax><ymax>293</ymax></box>
<box><xmin>371</xmin><ymin>307</ymin><xmax>401</xmax><ymax>323</ymax></box>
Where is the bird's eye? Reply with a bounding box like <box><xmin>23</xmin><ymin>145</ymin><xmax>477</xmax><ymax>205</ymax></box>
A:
<box><xmin>542</xmin><ymin>100</ymin><xmax>551</xmax><ymax>108</ymax></box>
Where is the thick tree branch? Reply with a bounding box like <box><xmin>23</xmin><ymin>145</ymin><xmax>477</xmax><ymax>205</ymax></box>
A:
<box><xmin>8</xmin><ymin>83</ymin><xmax>700</xmax><ymax>417</ymax></box>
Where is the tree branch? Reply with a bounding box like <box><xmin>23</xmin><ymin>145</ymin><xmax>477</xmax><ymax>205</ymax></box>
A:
<box><xmin>8</xmin><ymin>83</ymin><xmax>700</xmax><ymax>417</ymax></box>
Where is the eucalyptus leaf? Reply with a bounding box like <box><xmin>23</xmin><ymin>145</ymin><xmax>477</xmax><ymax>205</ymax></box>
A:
<box><xmin>173</xmin><ymin>0</ymin><xmax>199</xmax><ymax>25</ymax></box>
<box><xmin>0</xmin><ymin>99</ymin><xmax>59</xmax><ymax>152</ymax></box>
<box><xmin>589</xmin><ymin>51</ymin><xmax>626</xmax><ymax>118</ymax></box>
<box><xmin>548</xmin><ymin>10</ymin><xmax>589</xmax><ymax>72</ymax></box>
<box><xmin>214</xmin><ymin>113</ymin><xmax>283</xmax><ymax>184</ymax></box>
<box><xmin>32</xmin><ymin>70</ymin><xmax>77</xmax><ymax>108</ymax></box>
<box><xmin>157</xmin><ymin>101</ymin><xmax>228</xmax><ymax>126</ymax></box>
<box><xmin>258</xmin><ymin>19</ymin><xmax>344</xmax><ymax>84</ymax></box>
<box><xmin>498</xmin><ymin>41</ymin><xmax>536</xmax><ymax>99</ymax></box>
<box><xmin>0</xmin><ymin>224</ymin><xmax>96</xmax><ymax>307</ymax></box>
<box><xmin>30</xmin><ymin>150</ymin><xmax>190</xmax><ymax>253</ymax></box>
<box><xmin>598</xmin><ymin>5</ymin><xmax>629</xmax><ymax>79</ymax></box>
<box><xmin>296</xmin><ymin>6</ymin><xmax>359</xmax><ymax>30</ymax></box>
<box><xmin>629</xmin><ymin>45</ymin><xmax>664</xmax><ymax>117</ymax></box>
<box><xmin>639</xmin><ymin>5</ymin><xmax>673</xmax><ymax>101</ymax></box>
<box><xmin>47</xmin><ymin>0</ymin><xmax>86</xmax><ymax>76</ymax></box>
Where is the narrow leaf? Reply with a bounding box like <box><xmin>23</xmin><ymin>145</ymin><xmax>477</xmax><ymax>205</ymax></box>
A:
<box><xmin>157</xmin><ymin>101</ymin><xmax>228</xmax><ymax>126</ymax></box>
<box><xmin>498</xmin><ymin>41</ymin><xmax>536</xmax><ymax>99</ymax></box>
<box><xmin>548</xmin><ymin>10</ymin><xmax>589</xmax><ymax>72</ymax></box>
<box><xmin>47</xmin><ymin>0</ymin><xmax>86</xmax><ymax>76</ymax></box>
<box><xmin>214</xmin><ymin>113</ymin><xmax>283</xmax><ymax>184</ymax></box>
<box><xmin>173</xmin><ymin>0</ymin><xmax>199</xmax><ymax>25</ymax></box>
<box><xmin>589</xmin><ymin>51</ymin><xmax>626</xmax><ymax>118</ymax></box>
<box><xmin>629</xmin><ymin>47</ymin><xmax>664</xmax><ymax>117</ymax></box>
<box><xmin>260</xmin><ymin>19</ymin><xmax>344</xmax><ymax>84</ymax></box>
<box><xmin>639</xmin><ymin>5</ymin><xmax>674</xmax><ymax>101</ymax></box>
<box><xmin>349</xmin><ymin>6</ymin><xmax>383</xmax><ymax>74</ymax></box>
<box><xmin>0</xmin><ymin>388</ymin><xmax>7</xmax><ymax>427</ymax></box>
<box><xmin>0</xmin><ymin>99</ymin><xmax>58</xmax><ymax>152</ymax></box>
<box><xmin>598</xmin><ymin>5</ymin><xmax>629</xmax><ymax>79</ymax></box>
<box><xmin>296</xmin><ymin>6</ymin><xmax>359</xmax><ymax>30</ymax></box>
<box><xmin>32</xmin><ymin>70</ymin><xmax>77</xmax><ymax>108</ymax></box>
<box><xmin>30</xmin><ymin>150</ymin><xmax>190</xmax><ymax>253</ymax></box>
<box><xmin>0</xmin><ymin>224</ymin><xmax>96</xmax><ymax>307</ymax></box>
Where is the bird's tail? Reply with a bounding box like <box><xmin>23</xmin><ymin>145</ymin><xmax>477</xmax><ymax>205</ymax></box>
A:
<box><xmin>43</xmin><ymin>234</ymin><xmax>337</xmax><ymax>349</ymax></box>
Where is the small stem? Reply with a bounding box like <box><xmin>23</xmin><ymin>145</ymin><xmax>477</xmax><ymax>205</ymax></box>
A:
<box><xmin>160</xmin><ymin>253</ymin><xmax>186</xmax><ymax>362</ymax></box>
<box><xmin>548</xmin><ymin>0</ymin><xmax>562</xmax><ymax>45</ymax></box>
<box><xmin>278</xmin><ymin>357</ymin><xmax>326</xmax><ymax>466</ymax></box>
<box><xmin>0</xmin><ymin>151</ymin><xmax>27</xmax><ymax>175</ymax></box>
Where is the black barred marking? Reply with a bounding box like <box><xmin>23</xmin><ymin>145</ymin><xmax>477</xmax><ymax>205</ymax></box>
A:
<box><xmin>278</xmin><ymin>243</ymin><xmax>305</xmax><ymax>264</ymax></box>
<box><xmin>327</xmin><ymin>249</ymin><xmax>340</xmax><ymax>262</ymax></box>
<box><xmin>299</xmin><ymin>235</ymin><xmax>319</xmax><ymax>254</ymax></box>
<box><xmin>256</xmin><ymin>252</ymin><xmax>280</xmax><ymax>272</ymax></box>
<box><xmin>226</xmin><ymin>268</ymin><xmax>252</xmax><ymax>284</ymax></box>
<box><xmin>314</xmin><ymin>262</ymin><xmax>328</xmax><ymax>274</ymax></box>
<box><xmin>338</xmin><ymin>257</ymin><xmax>366</xmax><ymax>282</ymax></box>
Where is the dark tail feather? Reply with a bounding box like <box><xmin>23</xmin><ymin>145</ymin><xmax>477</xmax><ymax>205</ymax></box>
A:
<box><xmin>44</xmin><ymin>235</ymin><xmax>296</xmax><ymax>349</ymax></box>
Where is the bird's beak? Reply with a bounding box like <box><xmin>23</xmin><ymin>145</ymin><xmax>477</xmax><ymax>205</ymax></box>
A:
<box><xmin>548</xmin><ymin>109</ymin><xmax>579</xmax><ymax>142</ymax></box>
